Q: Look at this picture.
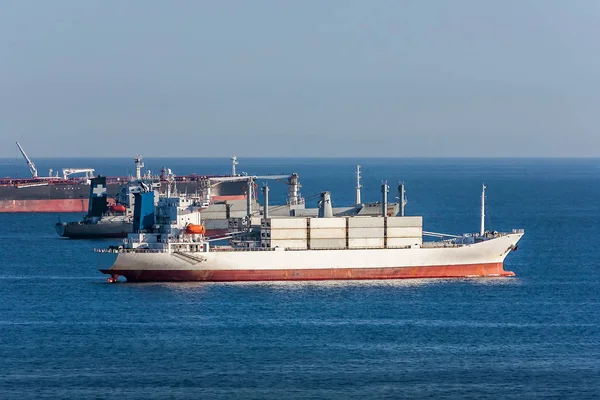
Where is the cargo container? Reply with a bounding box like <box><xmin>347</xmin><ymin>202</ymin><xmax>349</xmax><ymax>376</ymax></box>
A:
<box><xmin>308</xmin><ymin>217</ymin><xmax>346</xmax><ymax>229</ymax></box>
<box><xmin>309</xmin><ymin>227</ymin><xmax>346</xmax><ymax>239</ymax></box>
<box><xmin>266</xmin><ymin>218</ymin><xmax>308</xmax><ymax>229</ymax></box>
<box><xmin>348</xmin><ymin>237</ymin><xmax>385</xmax><ymax>249</ymax></box>
<box><xmin>386</xmin><ymin>227</ymin><xmax>423</xmax><ymax>238</ymax></box>
<box><xmin>386</xmin><ymin>216</ymin><xmax>422</xmax><ymax>228</ymax></box>
<box><xmin>348</xmin><ymin>216</ymin><xmax>385</xmax><ymax>228</ymax></box>
<box><xmin>348</xmin><ymin>227</ymin><xmax>385</xmax><ymax>238</ymax></box>
<box><xmin>265</xmin><ymin>228</ymin><xmax>308</xmax><ymax>240</ymax></box>
<box><xmin>309</xmin><ymin>238</ymin><xmax>347</xmax><ymax>249</ymax></box>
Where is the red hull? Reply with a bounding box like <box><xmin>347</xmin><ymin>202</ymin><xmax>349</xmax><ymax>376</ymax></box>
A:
<box><xmin>0</xmin><ymin>199</ymin><xmax>88</xmax><ymax>213</ymax></box>
<box><xmin>103</xmin><ymin>262</ymin><xmax>514</xmax><ymax>282</ymax></box>
<box><xmin>0</xmin><ymin>196</ymin><xmax>244</xmax><ymax>212</ymax></box>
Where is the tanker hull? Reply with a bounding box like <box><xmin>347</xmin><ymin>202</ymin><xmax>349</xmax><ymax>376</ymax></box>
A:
<box><xmin>0</xmin><ymin>180</ymin><xmax>247</xmax><ymax>212</ymax></box>
<box><xmin>100</xmin><ymin>233</ymin><xmax>522</xmax><ymax>282</ymax></box>
<box><xmin>0</xmin><ymin>199</ymin><xmax>89</xmax><ymax>213</ymax></box>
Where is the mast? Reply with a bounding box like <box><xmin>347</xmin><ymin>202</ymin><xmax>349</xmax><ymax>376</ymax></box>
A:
<box><xmin>355</xmin><ymin>165</ymin><xmax>362</xmax><ymax>205</ymax></box>
<box><xmin>480</xmin><ymin>183</ymin><xmax>486</xmax><ymax>236</ymax></box>
<box><xmin>231</xmin><ymin>155</ymin><xmax>239</xmax><ymax>176</ymax></box>
<box><xmin>262</xmin><ymin>183</ymin><xmax>269</xmax><ymax>220</ymax></box>
<box><xmin>246</xmin><ymin>176</ymin><xmax>253</xmax><ymax>221</ymax></box>
<box><xmin>16</xmin><ymin>142</ymin><xmax>38</xmax><ymax>178</ymax></box>
<box><xmin>398</xmin><ymin>182</ymin><xmax>407</xmax><ymax>217</ymax></box>
<box><xmin>381</xmin><ymin>181</ymin><xmax>389</xmax><ymax>217</ymax></box>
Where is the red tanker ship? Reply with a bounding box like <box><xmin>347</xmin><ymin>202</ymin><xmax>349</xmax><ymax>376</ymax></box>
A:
<box><xmin>0</xmin><ymin>143</ymin><xmax>248</xmax><ymax>213</ymax></box>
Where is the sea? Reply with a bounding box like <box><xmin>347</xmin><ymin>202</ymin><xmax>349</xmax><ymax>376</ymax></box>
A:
<box><xmin>0</xmin><ymin>157</ymin><xmax>599</xmax><ymax>399</ymax></box>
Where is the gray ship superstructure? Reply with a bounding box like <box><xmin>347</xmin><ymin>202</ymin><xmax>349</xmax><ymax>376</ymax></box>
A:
<box><xmin>57</xmin><ymin>163</ymin><xmax>403</xmax><ymax>239</ymax></box>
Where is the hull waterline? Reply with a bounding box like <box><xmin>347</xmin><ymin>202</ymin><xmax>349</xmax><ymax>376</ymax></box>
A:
<box><xmin>101</xmin><ymin>262</ymin><xmax>514</xmax><ymax>282</ymax></box>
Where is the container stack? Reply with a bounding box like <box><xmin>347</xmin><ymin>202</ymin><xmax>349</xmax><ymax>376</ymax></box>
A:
<box><xmin>261</xmin><ymin>215</ymin><xmax>423</xmax><ymax>250</ymax></box>
<box><xmin>261</xmin><ymin>218</ymin><xmax>308</xmax><ymax>249</ymax></box>
<box><xmin>347</xmin><ymin>216</ymin><xmax>385</xmax><ymax>249</ymax></box>
<box><xmin>308</xmin><ymin>217</ymin><xmax>346</xmax><ymax>249</ymax></box>
<box><xmin>386</xmin><ymin>216</ymin><xmax>422</xmax><ymax>248</ymax></box>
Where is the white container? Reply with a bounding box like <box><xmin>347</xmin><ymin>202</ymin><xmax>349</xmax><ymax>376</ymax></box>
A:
<box><xmin>309</xmin><ymin>217</ymin><xmax>347</xmax><ymax>229</ymax></box>
<box><xmin>386</xmin><ymin>227</ymin><xmax>423</xmax><ymax>238</ymax></box>
<box><xmin>267</xmin><ymin>228</ymin><xmax>307</xmax><ymax>240</ymax></box>
<box><xmin>348</xmin><ymin>237</ymin><xmax>385</xmax><ymax>249</ymax></box>
<box><xmin>269</xmin><ymin>239</ymin><xmax>308</xmax><ymax>249</ymax></box>
<box><xmin>267</xmin><ymin>217</ymin><xmax>308</xmax><ymax>229</ymax></box>
<box><xmin>348</xmin><ymin>216</ymin><xmax>385</xmax><ymax>228</ymax></box>
<box><xmin>386</xmin><ymin>216</ymin><xmax>423</xmax><ymax>228</ymax></box>
<box><xmin>309</xmin><ymin>238</ymin><xmax>346</xmax><ymax>249</ymax></box>
<box><xmin>309</xmin><ymin>227</ymin><xmax>346</xmax><ymax>239</ymax></box>
<box><xmin>348</xmin><ymin>227</ymin><xmax>384</xmax><ymax>238</ymax></box>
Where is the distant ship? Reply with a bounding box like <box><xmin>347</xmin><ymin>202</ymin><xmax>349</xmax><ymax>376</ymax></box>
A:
<box><xmin>55</xmin><ymin>173</ymin><xmax>254</xmax><ymax>239</ymax></box>
<box><xmin>57</xmin><ymin>165</ymin><xmax>396</xmax><ymax>239</ymax></box>
<box><xmin>0</xmin><ymin>143</ymin><xmax>248</xmax><ymax>212</ymax></box>
<box><xmin>97</xmin><ymin>174</ymin><xmax>523</xmax><ymax>283</ymax></box>
<box><xmin>55</xmin><ymin>175</ymin><xmax>157</xmax><ymax>239</ymax></box>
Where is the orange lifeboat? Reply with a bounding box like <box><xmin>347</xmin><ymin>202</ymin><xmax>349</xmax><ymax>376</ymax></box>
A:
<box><xmin>109</xmin><ymin>204</ymin><xmax>127</xmax><ymax>213</ymax></box>
<box><xmin>185</xmin><ymin>224</ymin><xmax>206</xmax><ymax>235</ymax></box>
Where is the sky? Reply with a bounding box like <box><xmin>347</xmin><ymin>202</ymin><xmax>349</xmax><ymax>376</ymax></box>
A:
<box><xmin>1</xmin><ymin>0</ymin><xmax>599</xmax><ymax>158</ymax></box>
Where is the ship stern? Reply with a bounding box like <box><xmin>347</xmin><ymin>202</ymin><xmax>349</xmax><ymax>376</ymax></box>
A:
<box><xmin>96</xmin><ymin>248</ymin><xmax>121</xmax><ymax>281</ymax></box>
<box><xmin>55</xmin><ymin>222</ymin><xmax>67</xmax><ymax>237</ymax></box>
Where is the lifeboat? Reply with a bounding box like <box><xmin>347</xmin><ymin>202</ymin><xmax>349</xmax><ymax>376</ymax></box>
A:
<box><xmin>185</xmin><ymin>224</ymin><xmax>206</xmax><ymax>235</ymax></box>
<box><xmin>109</xmin><ymin>204</ymin><xmax>126</xmax><ymax>213</ymax></box>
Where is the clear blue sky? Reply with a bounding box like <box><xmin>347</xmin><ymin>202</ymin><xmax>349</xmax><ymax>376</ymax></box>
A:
<box><xmin>1</xmin><ymin>0</ymin><xmax>599</xmax><ymax>157</ymax></box>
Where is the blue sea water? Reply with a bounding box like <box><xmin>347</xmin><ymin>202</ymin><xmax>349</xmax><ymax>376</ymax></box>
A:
<box><xmin>0</xmin><ymin>158</ymin><xmax>599</xmax><ymax>399</ymax></box>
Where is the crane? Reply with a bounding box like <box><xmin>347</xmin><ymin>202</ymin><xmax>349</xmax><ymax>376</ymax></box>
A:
<box><xmin>16</xmin><ymin>142</ymin><xmax>38</xmax><ymax>178</ymax></box>
<box><xmin>208</xmin><ymin>174</ymin><xmax>290</xmax><ymax>183</ymax></box>
<box><xmin>62</xmin><ymin>168</ymin><xmax>95</xmax><ymax>180</ymax></box>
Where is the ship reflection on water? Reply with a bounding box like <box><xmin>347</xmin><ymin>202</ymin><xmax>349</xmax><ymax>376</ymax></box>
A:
<box><xmin>107</xmin><ymin>276</ymin><xmax>520</xmax><ymax>293</ymax></box>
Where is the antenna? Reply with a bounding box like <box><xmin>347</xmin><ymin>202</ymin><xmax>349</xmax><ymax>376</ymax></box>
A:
<box><xmin>16</xmin><ymin>142</ymin><xmax>38</xmax><ymax>178</ymax></box>
<box><xmin>480</xmin><ymin>183</ymin><xmax>486</xmax><ymax>236</ymax></box>
<box><xmin>231</xmin><ymin>155</ymin><xmax>239</xmax><ymax>176</ymax></box>
<box><xmin>355</xmin><ymin>165</ymin><xmax>362</xmax><ymax>205</ymax></box>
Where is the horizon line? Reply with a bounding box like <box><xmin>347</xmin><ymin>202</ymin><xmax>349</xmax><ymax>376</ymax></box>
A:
<box><xmin>0</xmin><ymin>156</ymin><xmax>599</xmax><ymax>160</ymax></box>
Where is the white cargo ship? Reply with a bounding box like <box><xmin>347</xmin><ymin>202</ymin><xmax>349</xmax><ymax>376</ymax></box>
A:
<box><xmin>97</xmin><ymin>178</ymin><xmax>523</xmax><ymax>282</ymax></box>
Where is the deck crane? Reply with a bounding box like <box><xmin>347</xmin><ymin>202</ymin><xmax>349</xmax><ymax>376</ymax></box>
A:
<box><xmin>16</xmin><ymin>142</ymin><xmax>38</xmax><ymax>178</ymax></box>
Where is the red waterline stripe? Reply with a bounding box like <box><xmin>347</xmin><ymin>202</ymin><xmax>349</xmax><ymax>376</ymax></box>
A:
<box><xmin>101</xmin><ymin>263</ymin><xmax>514</xmax><ymax>282</ymax></box>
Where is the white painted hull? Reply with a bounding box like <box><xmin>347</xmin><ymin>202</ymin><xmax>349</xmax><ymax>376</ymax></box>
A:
<box><xmin>99</xmin><ymin>233</ymin><xmax>523</xmax><ymax>282</ymax></box>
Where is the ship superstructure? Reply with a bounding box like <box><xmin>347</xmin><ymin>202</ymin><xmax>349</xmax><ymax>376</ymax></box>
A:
<box><xmin>97</xmin><ymin>180</ymin><xmax>524</xmax><ymax>283</ymax></box>
<box><xmin>55</xmin><ymin>174</ymin><xmax>161</xmax><ymax>239</ymax></box>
